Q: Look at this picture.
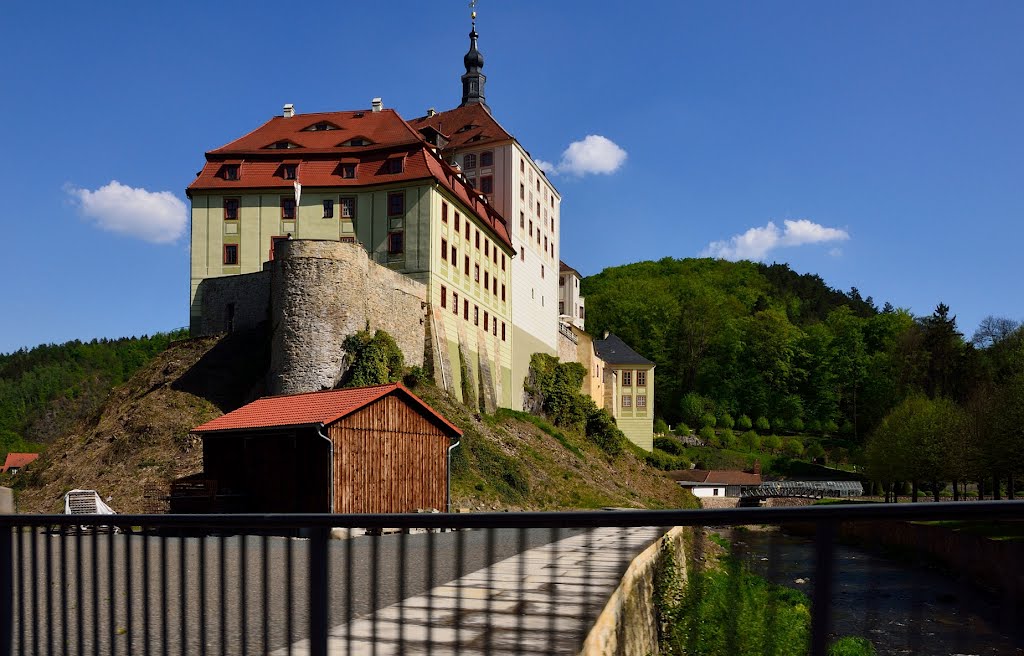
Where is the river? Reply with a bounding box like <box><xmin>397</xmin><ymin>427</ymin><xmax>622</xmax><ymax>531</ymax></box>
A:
<box><xmin>720</xmin><ymin>528</ymin><xmax>1024</xmax><ymax>655</ymax></box>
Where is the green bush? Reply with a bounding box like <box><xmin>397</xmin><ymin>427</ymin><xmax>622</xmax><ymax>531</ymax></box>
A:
<box><xmin>755</xmin><ymin>416</ymin><xmax>771</xmax><ymax>433</ymax></box>
<box><xmin>700</xmin><ymin>425</ymin><xmax>719</xmax><ymax>447</ymax></box>
<box><xmin>806</xmin><ymin>441</ymin><xmax>826</xmax><ymax>462</ymax></box>
<box><xmin>343</xmin><ymin>329</ymin><xmax>404</xmax><ymax>387</ymax></box>
<box><xmin>402</xmin><ymin>365</ymin><xmax>428</xmax><ymax>388</ymax></box>
<box><xmin>840</xmin><ymin>420</ymin><xmax>854</xmax><ymax>436</ymax></box>
<box><xmin>584</xmin><ymin>406</ymin><xmax>626</xmax><ymax>456</ymax></box>
<box><xmin>718</xmin><ymin>412</ymin><xmax>735</xmax><ymax>430</ymax></box>
<box><xmin>790</xmin><ymin>417</ymin><xmax>805</xmax><ymax>433</ymax></box>
<box><xmin>772</xmin><ymin>417</ymin><xmax>786</xmax><ymax>433</ymax></box>
<box><xmin>784</xmin><ymin>438</ymin><xmax>805</xmax><ymax>457</ymax></box>
<box><xmin>654</xmin><ymin>417</ymin><xmax>669</xmax><ymax>435</ymax></box>
<box><xmin>700</xmin><ymin>412</ymin><xmax>717</xmax><ymax>429</ymax></box>
<box><xmin>807</xmin><ymin>419</ymin><xmax>823</xmax><ymax>434</ymax></box>
<box><xmin>736</xmin><ymin>414</ymin><xmax>753</xmax><ymax>431</ymax></box>
<box><xmin>654</xmin><ymin>435</ymin><xmax>684</xmax><ymax>455</ymax></box>
<box><xmin>741</xmin><ymin>430</ymin><xmax>761</xmax><ymax>452</ymax></box>
<box><xmin>646</xmin><ymin>448</ymin><xmax>691</xmax><ymax>471</ymax></box>
<box><xmin>828</xmin><ymin>636</ymin><xmax>877</xmax><ymax>656</ymax></box>
<box><xmin>765</xmin><ymin>434</ymin><xmax>783</xmax><ymax>453</ymax></box>
<box><xmin>823</xmin><ymin>419</ymin><xmax>839</xmax><ymax>435</ymax></box>
<box><xmin>721</xmin><ymin>428</ymin><xmax>738</xmax><ymax>449</ymax></box>
<box><xmin>680</xmin><ymin>393</ymin><xmax>708</xmax><ymax>427</ymax></box>
<box><xmin>672</xmin><ymin>423</ymin><xmax>691</xmax><ymax>437</ymax></box>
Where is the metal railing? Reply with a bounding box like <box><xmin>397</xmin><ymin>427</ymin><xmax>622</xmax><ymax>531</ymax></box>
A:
<box><xmin>0</xmin><ymin>501</ymin><xmax>1022</xmax><ymax>655</ymax></box>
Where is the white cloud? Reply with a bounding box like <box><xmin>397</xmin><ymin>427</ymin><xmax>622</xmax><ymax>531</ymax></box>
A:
<box><xmin>828</xmin><ymin>247</ymin><xmax>844</xmax><ymax>258</ymax></box>
<box><xmin>541</xmin><ymin>135</ymin><xmax>627</xmax><ymax>176</ymax></box>
<box><xmin>66</xmin><ymin>180</ymin><xmax>187</xmax><ymax>244</ymax></box>
<box><xmin>701</xmin><ymin>219</ymin><xmax>850</xmax><ymax>261</ymax></box>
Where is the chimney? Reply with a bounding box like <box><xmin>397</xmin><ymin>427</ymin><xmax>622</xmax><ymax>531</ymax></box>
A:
<box><xmin>283</xmin><ymin>103</ymin><xmax>295</xmax><ymax>118</ymax></box>
<box><xmin>753</xmin><ymin>460</ymin><xmax>762</xmax><ymax>475</ymax></box>
<box><xmin>427</xmin><ymin>107</ymin><xmax>437</xmax><ymax>117</ymax></box>
<box><xmin>371</xmin><ymin>97</ymin><xmax>383</xmax><ymax>113</ymax></box>
<box><xmin>603</xmin><ymin>330</ymin><xmax>609</xmax><ymax>339</ymax></box>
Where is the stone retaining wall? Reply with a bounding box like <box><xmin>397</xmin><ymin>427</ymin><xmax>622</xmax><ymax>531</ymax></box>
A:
<box><xmin>578</xmin><ymin>526</ymin><xmax>686</xmax><ymax>656</ymax></box>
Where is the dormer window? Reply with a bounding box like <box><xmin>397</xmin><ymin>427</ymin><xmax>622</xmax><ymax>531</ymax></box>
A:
<box><xmin>302</xmin><ymin>121</ymin><xmax>339</xmax><ymax>132</ymax></box>
<box><xmin>220</xmin><ymin>164</ymin><xmax>240</xmax><ymax>181</ymax></box>
<box><xmin>281</xmin><ymin>164</ymin><xmax>297</xmax><ymax>180</ymax></box>
<box><xmin>456</xmin><ymin>124</ymin><xmax>479</xmax><ymax>134</ymax></box>
<box><xmin>464</xmin><ymin>153</ymin><xmax>477</xmax><ymax>170</ymax></box>
<box><xmin>340</xmin><ymin>136</ymin><xmax>373</xmax><ymax>147</ymax></box>
<box><xmin>383</xmin><ymin>157</ymin><xmax>404</xmax><ymax>174</ymax></box>
<box><xmin>266</xmin><ymin>140</ymin><xmax>299</xmax><ymax>150</ymax></box>
<box><xmin>339</xmin><ymin>163</ymin><xmax>356</xmax><ymax>179</ymax></box>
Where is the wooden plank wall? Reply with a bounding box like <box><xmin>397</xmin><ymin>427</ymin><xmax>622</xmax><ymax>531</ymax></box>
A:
<box><xmin>331</xmin><ymin>394</ymin><xmax>451</xmax><ymax>513</ymax></box>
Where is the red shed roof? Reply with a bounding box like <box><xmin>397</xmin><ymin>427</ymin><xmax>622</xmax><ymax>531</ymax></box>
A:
<box><xmin>667</xmin><ymin>469</ymin><xmax>763</xmax><ymax>486</ymax></box>
<box><xmin>2</xmin><ymin>452</ymin><xmax>39</xmax><ymax>473</ymax></box>
<box><xmin>192</xmin><ymin>383</ymin><xmax>462</xmax><ymax>437</ymax></box>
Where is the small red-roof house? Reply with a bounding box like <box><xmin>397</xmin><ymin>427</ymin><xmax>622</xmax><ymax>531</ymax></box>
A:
<box><xmin>668</xmin><ymin>469</ymin><xmax>763</xmax><ymax>498</ymax></box>
<box><xmin>190</xmin><ymin>383</ymin><xmax>462</xmax><ymax>514</ymax></box>
<box><xmin>2</xmin><ymin>453</ymin><xmax>39</xmax><ymax>475</ymax></box>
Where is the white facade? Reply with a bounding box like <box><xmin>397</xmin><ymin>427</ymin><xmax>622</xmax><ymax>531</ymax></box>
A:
<box><xmin>558</xmin><ymin>266</ymin><xmax>585</xmax><ymax>330</ymax></box>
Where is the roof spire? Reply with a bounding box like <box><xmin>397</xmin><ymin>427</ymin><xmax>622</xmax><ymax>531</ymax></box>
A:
<box><xmin>461</xmin><ymin>1</ymin><xmax>489</xmax><ymax>110</ymax></box>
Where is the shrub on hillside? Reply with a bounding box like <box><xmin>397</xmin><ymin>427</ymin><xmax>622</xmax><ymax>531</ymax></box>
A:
<box><xmin>673</xmin><ymin>423</ymin><xmax>691</xmax><ymax>437</ymax></box>
<box><xmin>736</xmin><ymin>414</ymin><xmax>753</xmax><ymax>431</ymax></box>
<box><xmin>699</xmin><ymin>425</ymin><xmax>719</xmax><ymax>447</ymax></box>
<box><xmin>654</xmin><ymin>417</ymin><xmax>669</xmax><ymax>435</ymax></box>
<box><xmin>839</xmin><ymin>421</ymin><xmax>854</xmax><ymax>437</ymax></box>
<box><xmin>721</xmin><ymin>428</ymin><xmax>737</xmax><ymax>449</ymax></box>
<box><xmin>755</xmin><ymin>416</ymin><xmax>771</xmax><ymax>433</ymax></box>
<box><xmin>789</xmin><ymin>417</ymin><xmax>805</xmax><ymax>433</ymax></box>
<box><xmin>700</xmin><ymin>413</ymin><xmax>717</xmax><ymax>429</ymax></box>
<box><xmin>343</xmin><ymin>329</ymin><xmax>404</xmax><ymax>387</ymax></box>
<box><xmin>655</xmin><ymin>435</ymin><xmax>685</xmax><ymax>455</ymax></box>
<box><xmin>772</xmin><ymin>417</ymin><xmax>786</xmax><ymax>433</ymax></box>
<box><xmin>765</xmin><ymin>434</ymin><xmax>783</xmax><ymax>453</ymax></box>
<box><xmin>823</xmin><ymin>420</ymin><xmax>839</xmax><ymax>436</ymax></box>
<box><xmin>584</xmin><ymin>407</ymin><xmax>627</xmax><ymax>456</ymax></box>
<box><xmin>741</xmin><ymin>430</ymin><xmax>761</xmax><ymax>452</ymax></box>
<box><xmin>783</xmin><ymin>438</ymin><xmax>804</xmax><ymax>457</ymax></box>
<box><xmin>679</xmin><ymin>393</ymin><xmax>708</xmax><ymax>427</ymax></box>
<box><xmin>718</xmin><ymin>413</ymin><xmax>735</xmax><ymax>430</ymax></box>
<box><xmin>806</xmin><ymin>441</ymin><xmax>826</xmax><ymax>463</ymax></box>
<box><xmin>806</xmin><ymin>419</ymin><xmax>823</xmax><ymax>434</ymax></box>
<box><xmin>646</xmin><ymin>448</ymin><xmax>691</xmax><ymax>471</ymax></box>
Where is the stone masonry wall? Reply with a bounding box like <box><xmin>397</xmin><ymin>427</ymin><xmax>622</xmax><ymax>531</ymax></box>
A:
<box><xmin>192</xmin><ymin>270</ymin><xmax>271</xmax><ymax>336</ymax></box>
<box><xmin>269</xmin><ymin>240</ymin><xmax>427</xmax><ymax>395</ymax></box>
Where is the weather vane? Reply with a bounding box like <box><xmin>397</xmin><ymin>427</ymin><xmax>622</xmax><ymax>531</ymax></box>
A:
<box><xmin>469</xmin><ymin>0</ymin><xmax>477</xmax><ymax>24</ymax></box>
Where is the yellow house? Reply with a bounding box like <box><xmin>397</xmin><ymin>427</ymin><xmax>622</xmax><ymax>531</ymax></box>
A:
<box><xmin>593</xmin><ymin>333</ymin><xmax>655</xmax><ymax>451</ymax></box>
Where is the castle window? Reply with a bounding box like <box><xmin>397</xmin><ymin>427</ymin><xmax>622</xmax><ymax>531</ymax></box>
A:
<box><xmin>623</xmin><ymin>371</ymin><xmax>632</xmax><ymax>386</ymax></box>
<box><xmin>637</xmin><ymin>371</ymin><xmax>646</xmax><ymax>386</ymax></box>
<box><xmin>493</xmin><ymin>319</ymin><xmax>497</xmax><ymax>336</ymax></box>
<box><xmin>636</xmin><ymin>395</ymin><xmax>647</xmax><ymax>409</ymax></box>
<box><xmin>474</xmin><ymin>305</ymin><xmax>479</xmax><ymax>326</ymax></box>
<box><xmin>551</xmin><ymin>196</ymin><xmax>555</xmax><ymax>208</ymax></box>
<box><xmin>529</xmin><ymin>221</ymin><xmax>533</xmax><ymax>237</ymax></box>
<box><xmin>480</xmin><ymin>151</ymin><xmax>493</xmax><ymax>167</ymax></box>
<box><xmin>455</xmin><ymin>212</ymin><xmax>460</xmax><ymax>231</ymax></box>
<box><xmin>474</xmin><ymin>264</ymin><xmax>480</xmax><ymax>283</ymax></box>
<box><xmin>559</xmin><ymin>276</ymin><xmax>565</xmax><ymax>287</ymax></box>
<box><xmin>303</xmin><ymin>121</ymin><xmax>339</xmax><ymax>132</ymax></box>
<box><xmin>442</xmin><ymin>202</ymin><xmax>448</xmax><ymax>223</ymax></box>
<box><xmin>388</xmin><ymin>231</ymin><xmax>404</xmax><ymax>254</ymax></box>
<box><xmin>501</xmin><ymin>284</ymin><xmax>506</xmax><ymax>302</ymax></box>
<box><xmin>493</xmin><ymin>277</ymin><xmax>498</xmax><ymax>295</ymax></box>
<box><xmin>451</xmin><ymin>245</ymin><xmax>458</xmax><ymax>266</ymax></box>
<box><xmin>281</xmin><ymin>198</ymin><xmax>296</xmax><ymax>220</ymax></box>
<box><xmin>501</xmin><ymin>254</ymin><xmax>506</xmax><ymax>271</ymax></box>
<box><xmin>544</xmin><ymin>236</ymin><xmax>547</xmax><ymax>251</ymax></box>
<box><xmin>224</xmin><ymin>198</ymin><xmax>239</xmax><ymax>221</ymax></box>
<box><xmin>221</xmin><ymin>165</ymin><xmax>239</xmax><ymax>181</ymax></box>
<box><xmin>340</xmin><ymin>163</ymin><xmax>356</xmax><ymax>179</ymax></box>
<box><xmin>520</xmin><ymin>247</ymin><xmax>524</xmax><ymax>261</ymax></box>
<box><xmin>441</xmin><ymin>238</ymin><xmax>448</xmax><ymax>261</ymax></box>
<box><xmin>452</xmin><ymin>291</ymin><xmax>459</xmax><ymax>314</ymax></box>
<box><xmin>520</xmin><ymin>212</ymin><xmax>525</xmax><ymax>229</ymax></box>
<box><xmin>492</xmin><ymin>247</ymin><xmax>497</xmax><ymax>265</ymax></box>
<box><xmin>484</xmin><ymin>241</ymin><xmax>489</xmax><ymax>257</ymax></box>
<box><xmin>388</xmin><ymin>192</ymin><xmax>404</xmax><ymax>216</ymax></box>
<box><xmin>464</xmin><ymin>153</ymin><xmax>477</xmax><ymax>169</ymax></box>
<box><xmin>475</xmin><ymin>230</ymin><xmax>480</xmax><ymax>249</ymax></box>
<box><xmin>520</xmin><ymin>159</ymin><xmax>525</xmax><ymax>173</ymax></box>
<box><xmin>464</xmin><ymin>300</ymin><xmax>469</xmax><ymax>320</ymax></box>
<box><xmin>537</xmin><ymin>201</ymin><xmax>541</xmax><ymax>215</ymax></box>
<box><xmin>559</xmin><ymin>301</ymin><xmax>565</xmax><ymax>314</ymax></box>
<box><xmin>464</xmin><ymin>255</ymin><xmax>470</xmax><ymax>276</ymax></box>
<box><xmin>441</xmin><ymin>285</ymin><xmax>447</xmax><ymax>309</ymax></box>
<box><xmin>622</xmin><ymin>395</ymin><xmax>632</xmax><ymax>409</ymax></box>
<box><xmin>480</xmin><ymin>176</ymin><xmax>493</xmax><ymax>194</ymax></box>
<box><xmin>323</xmin><ymin>199</ymin><xmax>334</xmax><ymax>218</ymax></box>
<box><xmin>340</xmin><ymin>197</ymin><xmax>356</xmax><ymax>219</ymax></box>
<box><xmin>223</xmin><ymin>244</ymin><xmax>238</xmax><ymax>266</ymax></box>
<box><xmin>541</xmin><ymin>264</ymin><xmax>545</xmax><ymax>279</ymax></box>
<box><xmin>484</xmin><ymin>270</ymin><xmax>489</xmax><ymax>289</ymax></box>
<box><xmin>383</xmin><ymin>157</ymin><xmax>404</xmax><ymax>174</ymax></box>
<box><xmin>282</xmin><ymin>164</ymin><xmax>297</xmax><ymax>180</ymax></box>
<box><xmin>484</xmin><ymin>312</ymin><xmax>489</xmax><ymax>331</ymax></box>
<box><xmin>501</xmin><ymin>322</ymin><xmax>506</xmax><ymax>341</ymax></box>
<box><xmin>520</xmin><ymin>184</ymin><xmax>524</xmax><ymax>200</ymax></box>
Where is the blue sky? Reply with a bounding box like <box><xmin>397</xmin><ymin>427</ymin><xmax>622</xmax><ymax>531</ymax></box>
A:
<box><xmin>1</xmin><ymin>1</ymin><xmax>1021</xmax><ymax>353</ymax></box>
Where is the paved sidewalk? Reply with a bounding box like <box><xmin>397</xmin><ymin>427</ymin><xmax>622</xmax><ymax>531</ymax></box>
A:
<box><xmin>277</xmin><ymin>526</ymin><xmax>664</xmax><ymax>655</ymax></box>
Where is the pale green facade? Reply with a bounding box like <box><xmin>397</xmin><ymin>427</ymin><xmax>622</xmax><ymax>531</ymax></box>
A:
<box><xmin>609</xmin><ymin>364</ymin><xmax>655</xmax><ymax>452</ymax></box>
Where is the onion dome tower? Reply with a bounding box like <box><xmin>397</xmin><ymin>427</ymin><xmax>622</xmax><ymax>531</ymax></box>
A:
<box><xmin>460</xmin><ymin>11</ymin><xmax>489</xmax><ymax>110</ymax></box>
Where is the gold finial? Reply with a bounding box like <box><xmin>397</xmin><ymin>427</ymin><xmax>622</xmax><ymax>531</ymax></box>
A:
<box><xmin>472</xmin><ymin>10</ymin><xmax>477</xmax><ymax>20</ymax></box>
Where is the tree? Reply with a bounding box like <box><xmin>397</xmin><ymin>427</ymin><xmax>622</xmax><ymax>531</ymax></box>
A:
<box><xmin>343</xmin><ymin>329</ymin><xmax>405</xmax><ymax>388</ymax></box>
<box><xmin>736</xmin><ymin>414</ymin><xmax>753</xmax><ymax>431</ymax></box>
<box><xmin>783</xmin><ymin>438</ymin><xmax>804</xmax><ymax>458</ymax></box>
<box><xmin>765</xmin><ymin>434</ymin><xmax>783</xmax><ymax>454</ymax></box>
<box><xmin>755</xmin><ymin>416</ymin><xmax>771</xmax><ymax>433</ymax></box>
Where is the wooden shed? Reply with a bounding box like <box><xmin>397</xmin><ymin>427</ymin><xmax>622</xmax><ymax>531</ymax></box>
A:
<box><xmin>190</xmin><ymin>383</ymin><xmax>462</xmax><ymax>514</ymax></box>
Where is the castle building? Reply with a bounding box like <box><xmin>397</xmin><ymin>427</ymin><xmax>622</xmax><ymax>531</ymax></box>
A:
<box><xmin>593</xmin><ymin>333</ymin><xmax>656</xmax><ymax>452</ymax></box>
<box><xmin>558</xmin><ymin>262</ymin><xmax>586</xmax><ymax>330</ymax></box>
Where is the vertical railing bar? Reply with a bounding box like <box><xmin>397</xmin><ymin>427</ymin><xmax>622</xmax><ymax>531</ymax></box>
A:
<box><xmin>239</xmin><ymin>533</ymin><xmax>247</xmax><ymax>656</ymax></box>
<box><xmin>261</xmin><ymin>535</ymin><xmax>269</xmax><ymax>656</ymax></box>
<box><xmin>107</xmin><ymin>528</ymin><xmax>114</xmax><ymax>656</ymax></box>
<box><xmin>484</xmin><ymin>528</ymin><xmax>495</xmax><ymax>656</ymax></box>
<box><xmin>17</xmin><ymin>527</ymin><xmax>25</xmax><ymax>656</ymax></box>
<box><xmin>582</xmin><ymin>526</ymin><xmax>593</xmax><ymax>650</ymax></box>
<box><xmin>74</xmin><ymin>529</ymin><xmax>82</xmax><ymax>656</ymax></box>
<box><xmin>142</xmin><ymin>528</ymin><xmax>150</xmax><ymax>656</ymax></box>
<box><xmin>198</xmin><ymin>534</ymin><xmax>207</xmax><ymax>656</ymax></box>
<box><xmin>160</xmin><ymin>532</ymin><xmax>168</xmax><ymax>656</ymax></box>
<box><xmin>344</xmin><ymin>529</ymin><xmax>352</xmax><ymax>656</ymax></box>
<box><xmin>516</xmin><ymin>527</ymin><xmax>526</xmax><ymax>656</ymax></box>
<box><xmin>547</xmin><ymin>527</ymin><xmax>559</xmax><ymax>651</ymax></box>
<box><xmin>59</xmin><ymin>527</ymin><xmax>67</xmax><ymax>656</ymax></box>
<box><xmin>0</xmin><ymin>524</ymin><xmax>13</xmax><ymax>656</ymax></box>
<box><xmin>371</xmin><ymin>530</ymin><xmax>380</xmax><ymax>655</ymax></box>
<box><xmin>810</xmin><ymin>520</ymin><xmax>836</xmax><ymax>656</ymax></box>
<box><xmin>90</xmin><ymin>529</ymin><xmax>98</xmax><ymax>656</ymax></box>
<box><xmin>426</xmin><ymin>528</ymin><xmax>434</xmax><ymax>656</ymax></box>
<box><xmin>398</xmin><ymin>530</ymin><xmax>406</xmax><ymax>652</ymax></box>
<box><xmin>219</xmin><ymin>534</ymin><xmax>226</xmax><ymax>656</ymax></box>
<box><xmin>309</xmin><ymin>528</ymin><xmax>329</xmax><ymax>656</ymax></box>
<box><xmin>124</xmin><ymin>525</ymin><xmax>133</xmax><ymax>656</ymax></box>
<box><xmin>454</xmin><ymin>528</ymin><xmax>464</xmax><ymax>652</ymax></box>
<box><xmin>179</xmin><ymin>534</ymin><xmax>187</xmax><ymax>656</ymax></box>
<box><xmin>285</xmin><ymin>534</ymin><xmax>293</xmax><ymax>656</ymax></box>
<box><xmin>44</xmin><ymin>523</ymin><xmax>52</xmax><ymax>656</ymax></box>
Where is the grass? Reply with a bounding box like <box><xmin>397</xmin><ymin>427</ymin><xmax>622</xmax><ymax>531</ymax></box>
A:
<box><xmin>491</xmin><ymin>408</ymin><xmax>584</xmax><ymax>458</ymax></box>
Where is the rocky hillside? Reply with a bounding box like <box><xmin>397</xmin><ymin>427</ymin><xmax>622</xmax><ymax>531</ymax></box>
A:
<box><xmin>10</xmin><ymin>329</ymin><xmax>692</xmax><ymax>513</ymax></box>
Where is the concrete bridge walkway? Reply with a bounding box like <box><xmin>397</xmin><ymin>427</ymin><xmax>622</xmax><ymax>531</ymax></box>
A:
<box><xmin>276</xmin><ymin>526</ymin><xmax>663</xmax><ymax>655</ymax></box>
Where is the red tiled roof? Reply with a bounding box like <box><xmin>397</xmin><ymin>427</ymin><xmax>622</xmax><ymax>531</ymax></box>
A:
<box><xmin>559</xmin><ymin>260</ymin><xmax>581</xmax><ymax>276</ymax></box>
<box><xmin>2</xmin><ymin>453</ymin><xmax>39</xmax><ymax>473</ymax></box>
<box><xmin>187</xmin><ymin>109</ymin><xmax>514</xmax><ymax>252</ymax></box>
<box><xmin>409</xmin><ymin>104</ymin><xmax>514</xmax><ymax>151</ymax></box>
<box><xmin>191</xmin><ymin>383</ymin><xmax>462</xmax><ymax>437</ymax></box>
<box><xmin>667</xmin><ymin>469</ymin><xmax>762</xmax><ymax>486</ymax></box>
